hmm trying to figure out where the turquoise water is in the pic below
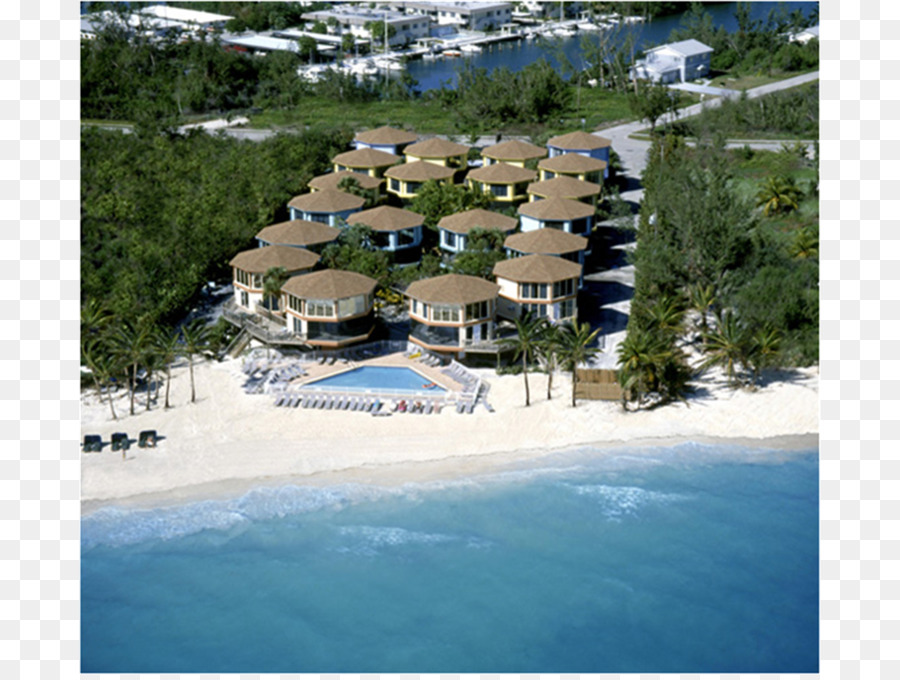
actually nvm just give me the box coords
[81,442,818,673]
[305,366,447,393]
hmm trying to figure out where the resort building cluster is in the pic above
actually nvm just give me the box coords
[228,125,612,359]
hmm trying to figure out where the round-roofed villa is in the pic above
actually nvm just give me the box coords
[384,160,455,200]
[353,125,418,156]
[481,139,548,167]
[404,137,470,170]
[405,273,501,355]
[526,176,602,207]
[331,147,401,178]
[308,170,383,202]
[504,228,590,267]
[538,153,607,185]
[230,245,320,313]
[437,208,518,255]
[518,196,596,236]
[493,253,582,323]
[465,162,537,205]
[281,269,377,348]
[255,219,341,252]
[288,190,365,227]
[546,130,613,179]
[346,205,425,264]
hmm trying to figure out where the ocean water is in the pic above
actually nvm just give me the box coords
[81,442,819,674]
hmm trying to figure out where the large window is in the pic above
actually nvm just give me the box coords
[306,299,335,318]
[465,300,489,320]
[520,282,548,300]
[431,304,460,323]
[443,231,457,249]
[286,294,302,313]
[397,228,418,247]
[544,220,565,230]
[524,303,547,317]
[307,212,330,224]
[410,319,458,347]
[552,279,575,298]
[235,269,251,287]
[559,299,575,319]
[337,295,368,318]
[406,181,421,194]
[490,184,508,197]
[390,178,401,192]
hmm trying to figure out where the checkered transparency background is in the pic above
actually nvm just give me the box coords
[3,0,890,678]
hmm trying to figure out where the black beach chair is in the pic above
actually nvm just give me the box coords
[138,430,157,448]
[111,432,130,451]
[82,434,102,452]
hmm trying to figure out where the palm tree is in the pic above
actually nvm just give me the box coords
[789,224,818,260]
[154,327,182,410]
[82,339,119,421]
[756,175,801,216]
[747,326,782,385]
[499,311,546,407]
[535,322,563,401]
[643,294,686,338]
[262,266,289,312]
[701,311,750,388]
[111,321,150,416]
[616,328,667,408]
[81,298,113,341]
[559,321,601,408]
[181,319,210,404]
[688,283,716,334]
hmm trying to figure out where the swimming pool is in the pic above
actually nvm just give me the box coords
[305,366,447,395]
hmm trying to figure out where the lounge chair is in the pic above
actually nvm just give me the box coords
[82,434,102,452]
[274,394,286,407]
[465,401,475,414]
[366,399,376,413]
[138,430,157,448]
[371,399,382,413]
[111,432,130,451]
[304,396,315,408]
[456,401,465,414]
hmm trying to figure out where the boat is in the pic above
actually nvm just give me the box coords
[349,59,379,76]
[576,21,603,32]
[373,57,405,72]
[443,49,462,58]
[459,43,482,54]
[553,26,576,37]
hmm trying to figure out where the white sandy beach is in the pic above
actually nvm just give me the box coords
[80,352,818,512]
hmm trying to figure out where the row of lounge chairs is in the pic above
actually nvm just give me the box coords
[273,393,385,413]
[392,399,442,415]
[82,430,158,453]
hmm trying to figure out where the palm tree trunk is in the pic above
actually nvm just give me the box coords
[164,366,172,409]
[189,356,196,403]
[571,368,578,407]
[522,353,530,407]
[129,361,137,416]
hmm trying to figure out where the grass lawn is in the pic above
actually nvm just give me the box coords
[706,67,819,92]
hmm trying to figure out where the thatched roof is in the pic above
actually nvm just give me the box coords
[348,205,425,232]
[547,130,612,150]
[493,253,582,283]
[384,160,456,182]
[255,220,341,247]
[282,269,377,300]
[331,147,401,168]
[438,208,518,235]
[354,125,418,146]
[308,170,382,192]
[517,196,595,220]
[466,162,537,184]
[406,274,500,304]
[504,228,589,255]
[481,139,548,162]
[288,190,366,213]
[229,245,320,273]
[404,137,470,158]
[538,152,608,174]
[527,176,602,200]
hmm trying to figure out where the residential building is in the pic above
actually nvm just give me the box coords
[230,245,319,312]
[392,2,513,31]
[301,6,431,47]
[332,147,401,178]
[480,139,548,167]
[526,176,602,207]
[518,196,596,237]
[546,130,613,178]
[437,208,518,255]
[346,205,425,263]
[504,227,590,268]
[138,5,233,31]
[255,219,341,253]
[493,254,581,323]
[308,170,384,203]
[630,39,714,84]
[281,270,377,348]
[538,153,607,185]
[384,160,455,200]
[287,190,366,226]
[354,125,418,155]
[404,137,470,169]
[465,163,537,206]
[405,274,501,354]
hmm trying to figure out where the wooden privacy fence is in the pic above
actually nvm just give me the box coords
[575,368,624,401]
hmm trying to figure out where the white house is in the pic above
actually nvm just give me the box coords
[392,1,513,32]
[302,6,431,47]
[630,39,714,84]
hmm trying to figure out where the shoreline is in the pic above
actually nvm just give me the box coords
[80,354,818,516]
